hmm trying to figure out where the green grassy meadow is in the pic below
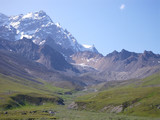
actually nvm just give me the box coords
[0,72,160,119]
[1,104,159,120]
[75,72,160,118]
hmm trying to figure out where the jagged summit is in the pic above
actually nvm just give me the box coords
[0,10,99,56]
[82,44,98,53]
[20,10,51,21]
[9,10,50,20]
[106,50,118,57]
[121,49,129,53]
[143,50,159,58]
[35,10,47,16]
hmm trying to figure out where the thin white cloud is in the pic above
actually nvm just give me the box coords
[120,4,125,10]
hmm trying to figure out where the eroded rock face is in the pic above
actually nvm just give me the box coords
[156,105,160,109]
[68,102,78,110]
[101,105,123,113]
[0,38,76,71]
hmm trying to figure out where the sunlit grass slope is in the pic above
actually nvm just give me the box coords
[75,72,160,117]
[0,73,69,110]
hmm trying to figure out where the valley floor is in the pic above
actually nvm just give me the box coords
[1,104,159,120]
[0,91,160,120]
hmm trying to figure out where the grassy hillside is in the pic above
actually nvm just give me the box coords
[1,104,159,120]
[0,73,69,111]
[74,72,160,117]
[0,50,86,91]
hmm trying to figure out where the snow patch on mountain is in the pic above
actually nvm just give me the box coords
[39,40,46,45]
[55,23,61,28]
[22,13,33,19]
[10,21,20,29]
[83,44,93,49]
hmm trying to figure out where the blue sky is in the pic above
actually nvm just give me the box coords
[0,0,159,55]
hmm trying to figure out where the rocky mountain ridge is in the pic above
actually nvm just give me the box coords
[0,11,160,83]
[0,37,77,71]
[72,49,160,81]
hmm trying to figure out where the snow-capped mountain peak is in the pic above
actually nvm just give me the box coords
[21,10,50,20]
[0,10,99,56]
[81,44,98,53]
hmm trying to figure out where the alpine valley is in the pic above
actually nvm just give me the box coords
[0,11,160,120]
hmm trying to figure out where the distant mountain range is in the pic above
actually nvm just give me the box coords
[0,10,160,86]
[72,50,160,82]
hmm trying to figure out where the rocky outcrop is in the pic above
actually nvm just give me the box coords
[0,38,77,71]
[101,105,123,113]
[68,102,78,109]
[72,49,160,81]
